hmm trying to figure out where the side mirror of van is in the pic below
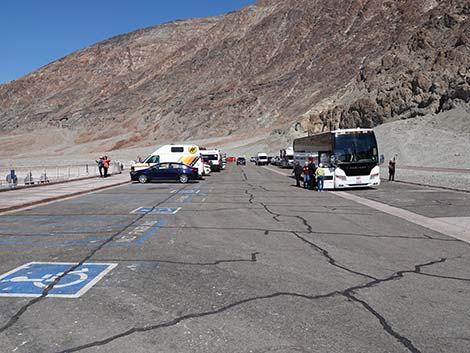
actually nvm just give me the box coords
[379,154,385,165]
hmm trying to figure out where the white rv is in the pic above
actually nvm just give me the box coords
[132,144,204,176]
[201,149,222,172]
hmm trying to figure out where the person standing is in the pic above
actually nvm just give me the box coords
[103,156,110,177]
[308,161,317,190]
[388,158,396,181]
[292,161,303,187]
[315,163,325,192]
[96,157,104,177]
[302,162,310,188]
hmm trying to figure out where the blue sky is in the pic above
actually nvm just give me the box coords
[1,0,255,83]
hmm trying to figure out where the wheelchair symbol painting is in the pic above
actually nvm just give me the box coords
[0,262,117,298]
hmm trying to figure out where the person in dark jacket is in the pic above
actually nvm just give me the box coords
[388,158,396,181]
[308,161,317,190]
[96,156,104,177]
[292,161,303,187]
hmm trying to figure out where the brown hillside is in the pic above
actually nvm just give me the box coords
[0,0,468,153]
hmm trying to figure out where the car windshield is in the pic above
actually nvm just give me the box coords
[334,133,378,163]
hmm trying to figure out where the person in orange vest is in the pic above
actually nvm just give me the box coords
[103,156,110,177]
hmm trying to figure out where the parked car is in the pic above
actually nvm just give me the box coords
[236,156,246,165]
[226,156,236,162]
[250,156,256,163]
[130,162,199,184]
[271,156,281,166]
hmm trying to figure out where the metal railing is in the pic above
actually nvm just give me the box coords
[0,161,124,190]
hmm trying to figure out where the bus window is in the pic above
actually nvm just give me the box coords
[334,133,378,163]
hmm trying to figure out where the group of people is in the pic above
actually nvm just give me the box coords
[292,161,326,192]
[96,156,111,177]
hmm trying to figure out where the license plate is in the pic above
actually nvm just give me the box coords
[356,176,361,183]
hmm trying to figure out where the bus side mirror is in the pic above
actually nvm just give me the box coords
[379,154,385,165]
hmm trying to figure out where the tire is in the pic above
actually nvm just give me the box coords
[179,174,189,184]
[138,174,148,184]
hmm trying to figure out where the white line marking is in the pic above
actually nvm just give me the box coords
[335,192,470,244]
[129,206,143,214]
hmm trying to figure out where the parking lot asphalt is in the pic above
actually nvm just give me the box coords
[0,164,469,353]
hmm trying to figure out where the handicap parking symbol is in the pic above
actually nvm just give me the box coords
[0,262,117,298]
[131,207,180,215]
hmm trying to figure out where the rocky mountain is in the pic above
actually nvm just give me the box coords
[0,0,468,154]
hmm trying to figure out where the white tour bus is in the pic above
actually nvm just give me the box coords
[201,149,222,172]
[132,144,204,177]
[293,128,384,189]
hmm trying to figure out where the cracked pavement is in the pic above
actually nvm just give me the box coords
[0,164,469,352]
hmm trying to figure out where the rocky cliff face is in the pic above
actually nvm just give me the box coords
[308,0,469,133]
[0,0,468,153]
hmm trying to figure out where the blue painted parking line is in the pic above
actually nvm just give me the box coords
[0,235,112,246]
[0,220,167,247]
[109,219,167,246]
[130,207,180,215]
[0,262,117,298]
[171,189,200,194]
[0,216,129,235]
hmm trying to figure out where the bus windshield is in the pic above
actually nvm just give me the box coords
[334,133,378,163]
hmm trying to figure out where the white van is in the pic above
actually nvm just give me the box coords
[256,153,268,166]
[201,149,222,172]
[132,144,204,177]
